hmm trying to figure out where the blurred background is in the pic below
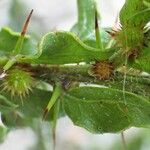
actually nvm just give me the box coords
[0,0,150,150]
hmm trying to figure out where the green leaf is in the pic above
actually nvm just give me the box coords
[0,124,7,143]
[33,32,115,64]
[116,0,150,51]
[132,46,150,73]
[71,0,96,46]
[0,94,17,113]
[1,89,51,119]
[120,0,150,27]
[71,0,110,48]
[63,87,150,133]
[1,88,64,128]
[127,34,150,73]
[144,0,150,7]
[0,27,36,56]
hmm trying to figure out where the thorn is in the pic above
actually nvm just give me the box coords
[94,9,103,49]
[95,10,99,30]
[42,108,49,121]
[106,30,116,38]
[21,9,34,36]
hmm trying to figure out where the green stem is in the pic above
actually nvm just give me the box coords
[13,36,24,55]
[29,64,149,98]
[51,99,60,150]
[95,10,103,49]
[2,10,33,71]
[31,64,150,84]
[13,9,33,55]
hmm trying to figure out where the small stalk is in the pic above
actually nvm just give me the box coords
[43,82,62,120]
[121,131,127,150]
[51,99,60,150]
[95,10,103,49]
[13,9,33,55]
[3,9,33,72]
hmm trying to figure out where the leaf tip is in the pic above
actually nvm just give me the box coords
[21,9,34,36]
[95,10,99,30]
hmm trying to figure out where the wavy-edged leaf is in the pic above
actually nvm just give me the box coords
[33,32,115,64]
[0,27,36,56]
[71,0,96,46]
[63,87,150,133]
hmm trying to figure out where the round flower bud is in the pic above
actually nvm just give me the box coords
[2,68,34,99]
